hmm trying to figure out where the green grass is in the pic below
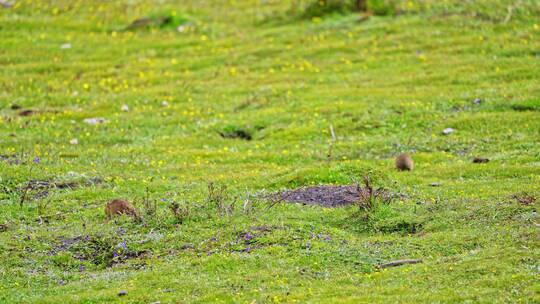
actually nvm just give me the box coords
[1,0,540,302]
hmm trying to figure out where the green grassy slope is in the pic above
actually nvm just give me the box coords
[1,0,539,302]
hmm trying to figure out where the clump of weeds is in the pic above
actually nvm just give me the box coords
[207,182,235,216]
[354,175,423,234]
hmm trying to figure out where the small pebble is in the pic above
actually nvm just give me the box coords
[161,100,169,107]
[69,138,78,145]
[121,104,129,112]
[1,0,13,8]
[442,128,454,135]
[83,117,107,125]
[118,290,128,297]
[60,43,72,49]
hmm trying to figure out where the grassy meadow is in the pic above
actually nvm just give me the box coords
[1,0,539,302]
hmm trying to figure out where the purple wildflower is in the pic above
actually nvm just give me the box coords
[79,264,85,272]
[244,233,253,241]
[33,156,40,164]
[117,241,127,251]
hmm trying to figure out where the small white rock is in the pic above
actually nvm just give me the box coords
[121,104,129,112]
[61,43,72,49]
[177,25,186,33]
[161,100,169,107]
[0,0,13,8]
[442,128,454,135]
[83,118,107,125]
[69,138,78,145]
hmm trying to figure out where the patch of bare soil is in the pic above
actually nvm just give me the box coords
[19,177,103,199]
[512,193,536,206]
[278,185,358,207]
[278,182,396,208]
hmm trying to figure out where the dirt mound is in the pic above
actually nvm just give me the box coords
[18,177,103,200]
[279,185,362,207]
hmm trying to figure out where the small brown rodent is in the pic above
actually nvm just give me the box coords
[105,199,140,220]
[395,153,414,171]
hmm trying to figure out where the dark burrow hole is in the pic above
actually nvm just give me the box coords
[219,128,253,140]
